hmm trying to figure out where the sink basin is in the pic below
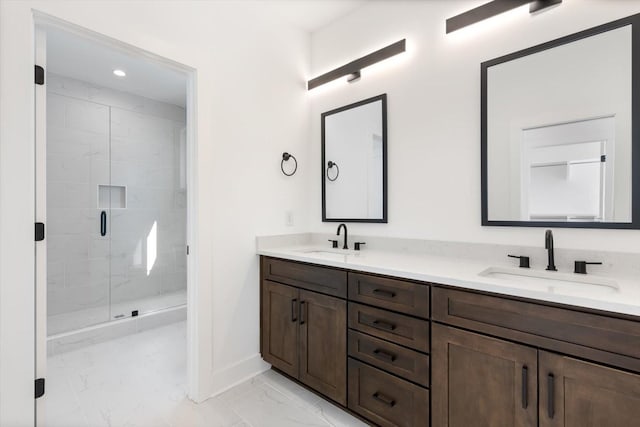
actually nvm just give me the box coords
[479,266,619,297]
[294,248,356,260]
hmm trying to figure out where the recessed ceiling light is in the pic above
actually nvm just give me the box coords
[113,69,126,77]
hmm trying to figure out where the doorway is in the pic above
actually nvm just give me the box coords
[34,16,197,426]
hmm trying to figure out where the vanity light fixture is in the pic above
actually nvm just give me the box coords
[347,71,361,83]
[113,69,126,77]
[446,0,562,34]
[307,39,406,90]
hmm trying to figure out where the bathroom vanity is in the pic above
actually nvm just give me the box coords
[259,15,640,425]
[258,247,640,427]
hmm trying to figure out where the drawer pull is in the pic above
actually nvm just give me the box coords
[290,299,297,322]
[521,366,528,409]
[373,349,396,362]
[373,392,396,407]
[372,288,396,298]
[547,373,555,419]
[372,319,396,331]
[299,301,306,325]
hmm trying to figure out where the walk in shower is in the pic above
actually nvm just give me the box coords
[46,72,187,338]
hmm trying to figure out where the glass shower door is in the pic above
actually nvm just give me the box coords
[46,86,187,332]
[46,93,112,334]
[108,106,187,319]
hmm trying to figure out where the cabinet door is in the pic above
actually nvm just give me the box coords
[261,280,299,378]
[540,351,640,427]
[432,324,538,427]
[299,289,347,405]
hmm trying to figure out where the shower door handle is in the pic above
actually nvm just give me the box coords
[100,211,107,236]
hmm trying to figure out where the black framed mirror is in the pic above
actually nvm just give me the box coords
[322,94,387,223]
[481,13,640,229]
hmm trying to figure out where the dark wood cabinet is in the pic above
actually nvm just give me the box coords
[346,275,431,425]
[348,302,430,352]
[260,260,347,405]
[263,257,347,297]
[432,323,538,427]
[348,272,430,318]
[261,256,640,427]
[299,289,347,405]
[261,280,299,378]
[433,287,640,372]
[433,323,640,427]
[348,358,429,427]
[348,330,430,387]
[539,351,640,427]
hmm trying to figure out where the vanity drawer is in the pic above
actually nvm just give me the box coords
[348,330,430,387]
[348,358,430,427]
[348,272,430,318]
[262,257,347,298]
[348,303,430,352]
[432,287,640,365]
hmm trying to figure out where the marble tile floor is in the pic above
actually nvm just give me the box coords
[46,320,368,427]
[48,290,187,335]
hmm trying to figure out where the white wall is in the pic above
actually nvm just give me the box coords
[309,0,640,252]
[0,1,310,424]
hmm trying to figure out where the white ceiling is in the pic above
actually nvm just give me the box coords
[249,0,367,32]
[44,1,367,108]
[46,26,188,107]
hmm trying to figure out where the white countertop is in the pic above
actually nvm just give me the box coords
[258,244,640,318]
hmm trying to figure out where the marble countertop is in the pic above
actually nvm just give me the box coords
[257,243,640,318]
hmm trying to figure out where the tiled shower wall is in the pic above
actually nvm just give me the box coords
[47,74,186,332]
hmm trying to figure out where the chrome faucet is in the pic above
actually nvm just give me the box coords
[336,223,348,250]
[545,229,557,271]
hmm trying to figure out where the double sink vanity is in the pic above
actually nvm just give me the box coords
[258,10,640,427]
[258,229,640,427]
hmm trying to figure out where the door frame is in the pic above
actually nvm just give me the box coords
[32,11,201,417]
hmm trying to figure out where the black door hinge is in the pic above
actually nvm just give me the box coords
[35,222,45,242]
[35,378,45,399]
[35,65,44,85]
[601,155,607,162]
[186,245,190,255]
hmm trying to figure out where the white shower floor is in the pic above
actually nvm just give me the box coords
[48,290,187,336]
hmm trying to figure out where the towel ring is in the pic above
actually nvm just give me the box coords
[327,161,339,182]
[281,152,297,176]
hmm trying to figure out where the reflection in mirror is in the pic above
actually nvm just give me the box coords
[482,15,639,228]
[322,94,387,222]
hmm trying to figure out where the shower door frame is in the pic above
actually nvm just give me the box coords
[33,13,202,424]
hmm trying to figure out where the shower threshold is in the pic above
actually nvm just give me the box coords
[47,290,186,356]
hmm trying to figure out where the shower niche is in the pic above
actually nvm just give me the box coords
[46,73,187,335]
[98,185,127,209]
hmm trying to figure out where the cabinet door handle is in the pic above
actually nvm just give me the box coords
[373,349,396,362]
[371,319,396,331]
[548,373,555,419]
[100,211,107,236]
[372,392,396,407]
[372,288,396,298]
[299,301,306,325]
[290,299,297,322]
[521,366,528,409]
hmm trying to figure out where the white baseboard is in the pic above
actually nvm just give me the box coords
[208,353,270,398]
